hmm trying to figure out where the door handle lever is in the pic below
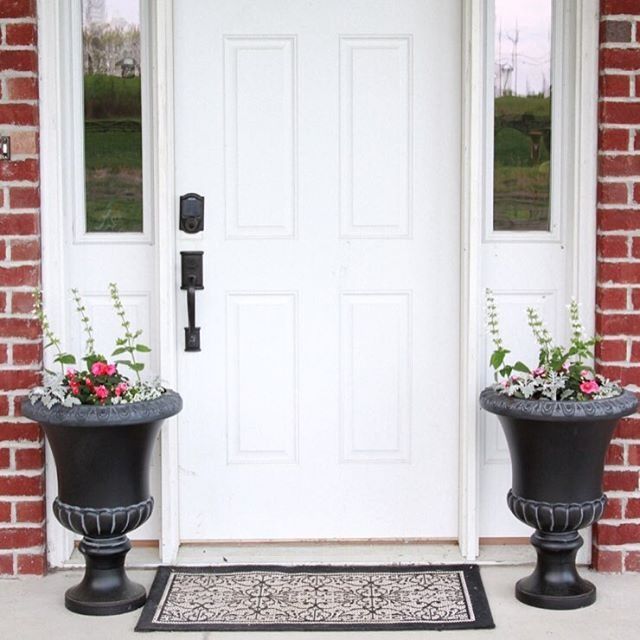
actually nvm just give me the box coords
[186,276,198,350]
[180,251,203,352]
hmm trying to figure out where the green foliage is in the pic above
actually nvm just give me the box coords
[33,289,77,375]
[71,288,96,357]
[84,121,141,170]
[493,95,551,231]
[84,120,142,233]
[494,128,532,166]
[493,165,550,230]
[83,74,143,233]
[84,75,141,120]
[109,282,149,383]
[494,95,551,119]
[30,286,162,407]
[485,290,618,401]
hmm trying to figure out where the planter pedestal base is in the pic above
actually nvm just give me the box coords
[515,530,595,610]
[65,535,146,616]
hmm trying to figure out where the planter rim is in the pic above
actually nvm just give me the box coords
[479,387,637,423]
[20,389,182,427]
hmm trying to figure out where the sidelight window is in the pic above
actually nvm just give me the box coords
[80,0,149,235]
[492,0,553,232]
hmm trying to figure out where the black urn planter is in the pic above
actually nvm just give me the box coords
[480,388,637,610]
[22,391,182,616]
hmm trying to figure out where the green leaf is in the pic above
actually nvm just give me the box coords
[111,347,129,356]
[135,344,151,352]
[129,362,145,372]
[500,365,513,378]
[490,349,509,370]
[115,359,133,367]
[54,353,76,365]
[512,361,531,374]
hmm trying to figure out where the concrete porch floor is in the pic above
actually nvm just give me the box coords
[1,565,639,639]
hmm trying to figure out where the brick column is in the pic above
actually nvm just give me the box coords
[594,0,640,573]
[0,0,45,576]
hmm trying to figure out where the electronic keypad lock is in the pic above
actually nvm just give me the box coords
[179,193,204,233]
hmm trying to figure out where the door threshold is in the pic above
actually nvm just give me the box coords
[175,541,539,567]
[62,540,586,569]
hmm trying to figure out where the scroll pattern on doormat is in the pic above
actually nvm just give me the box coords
[135,564,495,632]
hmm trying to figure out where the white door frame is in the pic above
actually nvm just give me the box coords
[38,0,599,566]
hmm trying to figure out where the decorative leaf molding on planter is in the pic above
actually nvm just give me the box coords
[53,497,154,537]
[507,490,606,533]
[479,388,637,422]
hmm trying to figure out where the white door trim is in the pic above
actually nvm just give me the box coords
[151,0,180,564]
[458,0,486,560]
[37,0,75,567]
[464,0,599,557]
[568,1,600,561]
[36,0,179,566]
[570,0,599,325]
[37,0,599,566]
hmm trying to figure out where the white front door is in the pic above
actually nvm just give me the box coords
[174,0,462,541]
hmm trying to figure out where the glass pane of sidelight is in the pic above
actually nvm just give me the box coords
[493,0,552,231]
[82,0,143,232]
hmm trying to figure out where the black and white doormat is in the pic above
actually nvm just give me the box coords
[135,564,494,632]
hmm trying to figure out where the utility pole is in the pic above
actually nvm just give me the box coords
[498,21,502,96]
[507,21,519,95]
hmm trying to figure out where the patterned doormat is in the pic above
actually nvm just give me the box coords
[135,564,494,632]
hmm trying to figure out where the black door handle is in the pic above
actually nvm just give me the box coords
[180,252,203,351]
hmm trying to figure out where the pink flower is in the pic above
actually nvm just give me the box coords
[532,367,545,377]
[114,382,128,397]
[562,362,570,372]
[90,361,117,376]
[91,362,106,376]
[580,369,593,380]
[65,368,77,379]
[580,380,600,395]
[94,385,109,400]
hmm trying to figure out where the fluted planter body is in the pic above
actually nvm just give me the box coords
[22,391,182,616]
[480,388,637,610]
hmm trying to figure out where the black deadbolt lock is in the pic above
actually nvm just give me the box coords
[179,193,204,234]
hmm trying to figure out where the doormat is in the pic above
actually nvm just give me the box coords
[135,564,494,632]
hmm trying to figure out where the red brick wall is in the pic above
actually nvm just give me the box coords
[0,0,45,576]
[594,0,640,573]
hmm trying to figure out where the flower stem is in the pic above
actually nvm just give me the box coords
[71,288,95,356]
[109,282,142,383]
[33,288,65,375]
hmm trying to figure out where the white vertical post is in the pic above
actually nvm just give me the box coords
[151,0,180,564]
[37,0,76,567]
[458,0,486,560]
[569,0,600,565]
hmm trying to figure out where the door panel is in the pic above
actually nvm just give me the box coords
[175,0,462,541]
